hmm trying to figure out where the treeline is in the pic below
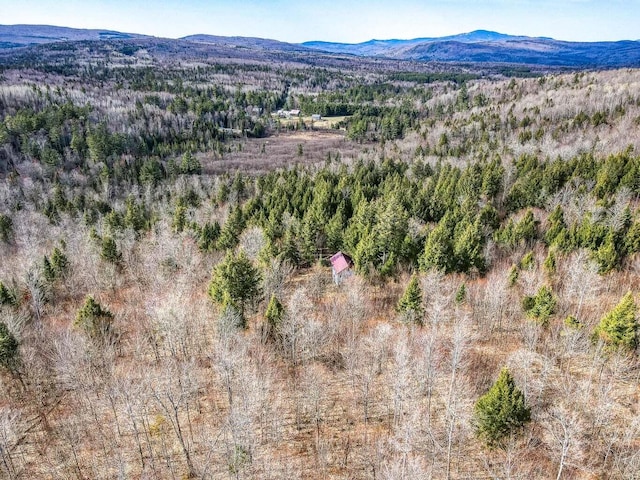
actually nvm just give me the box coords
[164,150,640,278]
[0,87,266,178]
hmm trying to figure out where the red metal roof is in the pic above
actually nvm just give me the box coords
[330,252,353,274]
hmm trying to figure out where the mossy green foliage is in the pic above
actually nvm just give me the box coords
[397,275,423,324]
[625,219,640,254]
[75,296,114,340]
[522,285,557,324]
[420,213,485,274]
[473,367,531,449]
[593,292,638,351]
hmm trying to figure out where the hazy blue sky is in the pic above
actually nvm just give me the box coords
[2,0,639,43]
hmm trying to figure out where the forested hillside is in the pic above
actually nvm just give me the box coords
[0,41,639,479]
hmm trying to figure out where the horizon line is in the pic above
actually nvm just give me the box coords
[2,23,639,45]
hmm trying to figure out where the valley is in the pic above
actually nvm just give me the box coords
[0,26,639,479]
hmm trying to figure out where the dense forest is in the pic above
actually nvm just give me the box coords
[0,40,639,479]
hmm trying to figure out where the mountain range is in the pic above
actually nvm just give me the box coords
[0,24,147,49]
[1,24,639,68]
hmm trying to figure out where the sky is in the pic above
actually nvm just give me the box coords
[1,0,639,43]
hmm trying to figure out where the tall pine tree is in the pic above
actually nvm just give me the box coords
[473,367,531,449]
[593,292,638,351]
[397,275,423,325]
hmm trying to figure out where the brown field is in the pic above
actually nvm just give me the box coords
[202,129,368,174]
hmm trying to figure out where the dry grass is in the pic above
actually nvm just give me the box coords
[202,130,368,174]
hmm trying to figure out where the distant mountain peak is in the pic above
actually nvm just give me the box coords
[1,25,639,68]
[0,24,149,48]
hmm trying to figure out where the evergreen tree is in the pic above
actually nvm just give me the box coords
[217,207,245,251]
[352,232,377,275]
[397,275,423,324]
[43,255,56,283]
[75,296,114,341]
[51,246,69,277]
[70,125,87,158]
[420,221,454,273]
[197,221,221,252]
[86,123,112,164]
[564,315,583,330]
[522,285,557,325]
[172,204,188,233]
[325,207,346,253]
[208,251,262,324]
[298,216,319,266]
[453,219,485,273]
[100,236,122,264]
[0,281,17,307]
[0,214,12,243]
[625,219,640,255]
[179,151,202,175]
[455,283,467,305]
[514,210,538,245]
[265,294,285,341]
[543,249,557,276]
[508,264,519,287]
[592,231,619,274]
[593,292,638,351]
[473,368,531,449]
[545,205,567,246]
[373,196,409,272]
[124,197,149,233]
[279,225,302,266]
[0,322,19,371]
[139,158,165,186]
[519,251,535,271]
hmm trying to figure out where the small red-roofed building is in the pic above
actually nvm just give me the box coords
[330,251,354,285]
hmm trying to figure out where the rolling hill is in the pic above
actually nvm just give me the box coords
[0,24,149,48]
[302,30,640,67]
[1,25,640,68]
